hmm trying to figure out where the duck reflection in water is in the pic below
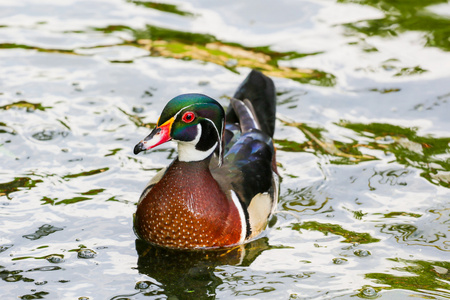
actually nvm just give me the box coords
[135,237,271,298]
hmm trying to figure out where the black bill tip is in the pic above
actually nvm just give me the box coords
[133,142,145,155]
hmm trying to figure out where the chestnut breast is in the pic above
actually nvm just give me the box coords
[134,159,243,249]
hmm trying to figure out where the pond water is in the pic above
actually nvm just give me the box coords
[1,0,449,299]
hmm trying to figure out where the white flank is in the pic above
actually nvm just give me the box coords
[230,190,247,243]
[247,192,272,239]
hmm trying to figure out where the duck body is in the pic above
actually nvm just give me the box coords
[134,70,278,249]
[135,159,244,248]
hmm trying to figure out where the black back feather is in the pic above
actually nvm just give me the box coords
[226,70,276,137]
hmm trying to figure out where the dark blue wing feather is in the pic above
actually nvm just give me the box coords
[213,129,275,208]
[212,70,277,208]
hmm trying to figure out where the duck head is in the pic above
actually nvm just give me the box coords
[134,93,225,164]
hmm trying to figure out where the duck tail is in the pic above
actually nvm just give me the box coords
[227,70,276,137]
[229,98,260,134]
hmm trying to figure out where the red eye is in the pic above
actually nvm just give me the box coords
[182,112,195,123]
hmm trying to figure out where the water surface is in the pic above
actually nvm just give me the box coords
[0,0,449,299]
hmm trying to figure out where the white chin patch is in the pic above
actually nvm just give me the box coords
[177,124,217,162]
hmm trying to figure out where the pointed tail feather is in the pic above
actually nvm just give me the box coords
[226,70,276,137]
[230,98,260,134]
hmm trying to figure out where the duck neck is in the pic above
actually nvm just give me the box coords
[177,141,217,163]
[173,153,212,173]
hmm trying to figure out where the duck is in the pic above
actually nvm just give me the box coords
[133,70,279,249]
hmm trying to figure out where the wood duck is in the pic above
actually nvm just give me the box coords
[133,70,279,249]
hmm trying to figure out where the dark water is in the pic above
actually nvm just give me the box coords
[1,0,449,299]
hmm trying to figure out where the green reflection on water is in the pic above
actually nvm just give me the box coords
[383,211,422,218]
[339,0,450,51]
[339,121,450,187]
[105,148,122,157]
[127,0,194,17]
[62,167,109,179]
[41,187,105,205]
[0,24,336,86]
[278,119,450,187]
[19,291,50,299]
[280,186,330,213]
[0,265,35,283]
[129,24,335,86]
[0,177,43,199]
[0,43,74,55]
[393,66,428,77]
[11,254,64,262]
[1,11,336,86]
[80,188,105,195]
[41,196,91,205]
[0,101,50,112]
[366,258,450,294]
[0,122,16,135]
[117,107,154,128]
[277,120,376,163]
[292,221,380,244]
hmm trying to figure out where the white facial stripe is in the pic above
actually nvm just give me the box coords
[203,117,223,161]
